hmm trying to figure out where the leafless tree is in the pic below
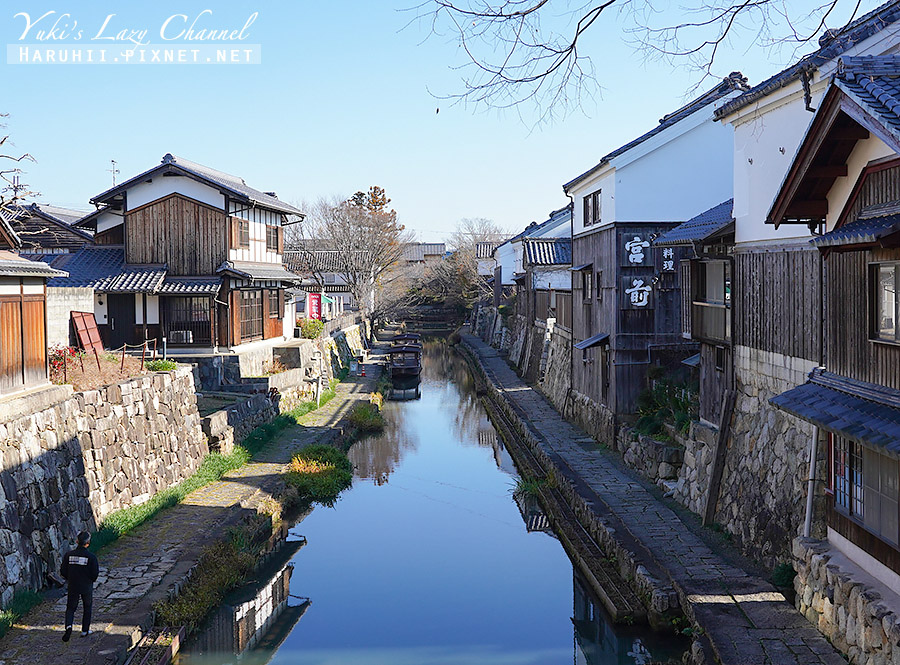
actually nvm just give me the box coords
[418,0,864,118]
[287,187,416,320]
[417,217,507,309]
[0,114,36,229]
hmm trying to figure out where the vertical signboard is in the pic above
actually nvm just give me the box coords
[309,293,322,320]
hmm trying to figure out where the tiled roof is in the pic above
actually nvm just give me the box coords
[27,204,91,227]
[655,200,734,246]
[0,254,67,278]
[47,246,124,288]
[156,277,221,295]
[217,260,302,283]
[91,154,305,217]
[403,243,446,262]
[475,242,500,259]
[106,265,167,293]
[715,1,900,120]
[523,238,572,266]
[770,368,900,450]
[835,55,900,145]
[565,74,749,191]
[812,201,900,247]
[283,250,369,274]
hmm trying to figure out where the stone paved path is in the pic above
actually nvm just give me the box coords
[0,362,379,665]
[462,333,844,665]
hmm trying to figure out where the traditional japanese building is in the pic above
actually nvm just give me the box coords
[562,73,747,443]
[60,154,303,351]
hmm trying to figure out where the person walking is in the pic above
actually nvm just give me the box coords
[60,531,99,642]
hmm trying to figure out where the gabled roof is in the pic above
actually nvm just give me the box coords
[495,205,573,256]
[283,250,370,274]
[10,203,95,250]
[564,73,749,192]
[91,154,305,217]
[25,203,91,227]
[715,0,900,120]
[523,237,572,266]
[655,200,734,246]
[766,54,900,228]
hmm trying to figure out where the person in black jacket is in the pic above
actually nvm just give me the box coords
[60,531,99,642]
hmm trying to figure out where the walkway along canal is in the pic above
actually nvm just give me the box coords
[176,340,687,665]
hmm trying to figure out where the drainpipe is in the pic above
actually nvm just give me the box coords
[803,220,826,538]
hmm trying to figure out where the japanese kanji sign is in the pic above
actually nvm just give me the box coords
[661,247,676,272]
[621,276,654,309]
[309,293,322,320]
[621,233,652,267]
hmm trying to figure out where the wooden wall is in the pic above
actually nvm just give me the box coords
[0,289,46,394]
[126,193,228,275]
[839,161,900,227]
[827,248,900,389]
[699,342,731,424]
[734,247,822,362]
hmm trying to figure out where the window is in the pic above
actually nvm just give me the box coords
[163,297,211,346]
[833,436,899,545]
[583,190,601,227]
[268,290,280,318]
[240,290,263,342]
[873,263,899,342]
[691,259,731,343]
[239,220,250,248]
[715,346,726,372]
[266,225,279,252]
[596,271,603,301]
[581,270,593,301]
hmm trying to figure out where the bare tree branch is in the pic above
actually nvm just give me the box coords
[417,0,865,118]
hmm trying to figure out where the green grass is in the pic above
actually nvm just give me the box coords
[347,402,385,432]
[154,520,266,632]
[285,444,353,508]
[91,373,350,552]
[512,476,551,499]
[146,359,178,372]
[0,591,42,638]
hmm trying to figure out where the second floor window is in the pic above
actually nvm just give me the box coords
[583,189,601,227]
[874,263,899,343]
[691,259,731,343]
[239,219,250,248]
[266,225,278,252]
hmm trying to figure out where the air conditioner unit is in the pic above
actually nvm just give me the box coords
[169,330,193,344]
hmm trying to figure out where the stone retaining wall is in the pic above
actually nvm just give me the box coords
[538,324,571,413]
[617,428,685,487]
[715,346,823,567]
[459,340,680,621]
[0,367,207,605]
[794,537,899,665]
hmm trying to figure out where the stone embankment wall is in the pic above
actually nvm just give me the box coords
[474,307,572,414]
[794,537,899,665]
[713,347,823,566]
[0,367,207,605]
[324,321,369,376]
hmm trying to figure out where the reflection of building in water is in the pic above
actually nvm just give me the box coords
[348,424,417,486]
[573,573,655,665]
[513,491,552,533]
[478,425,518,476]
[188,537,308,657]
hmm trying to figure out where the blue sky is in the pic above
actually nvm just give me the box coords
[0,1,880,241]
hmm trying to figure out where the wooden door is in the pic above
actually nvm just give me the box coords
[0,297,23,392]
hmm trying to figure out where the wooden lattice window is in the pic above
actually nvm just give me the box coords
[268,290,280,318]
[239,220,250,249]
[266,225,278,252]
[240,290,263,342]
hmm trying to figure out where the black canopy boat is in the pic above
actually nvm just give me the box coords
[387,344,422,378]
[391,332,421,345]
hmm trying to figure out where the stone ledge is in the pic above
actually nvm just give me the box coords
[0,384,73,425]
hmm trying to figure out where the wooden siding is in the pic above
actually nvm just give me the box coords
[264,289,284,340]
[837,160,900,229]
[0,298,23,393]
[0,289,47,393]
[126,193,228,275]
[734,248,822,362]
[94,225,124,245]
[827,248,900,389]
[699,342,731,424]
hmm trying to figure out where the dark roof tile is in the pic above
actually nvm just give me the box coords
[655,200,734,246]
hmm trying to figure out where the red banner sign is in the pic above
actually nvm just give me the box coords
[308,293,322,320]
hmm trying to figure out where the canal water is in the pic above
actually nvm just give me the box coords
[177,342,686,665]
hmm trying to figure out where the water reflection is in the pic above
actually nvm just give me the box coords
[176,339,685,665]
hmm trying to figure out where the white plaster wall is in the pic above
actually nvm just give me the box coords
[826,136,896,231]
[126,175,225,211]
[532,268,570,291]
[495,242,517,286]
[227,218,281,264]
[571,169,615,237]
[96,210,124,233]
[94,293,108,325]
[614,117,733,222]
[134,294,160,325]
